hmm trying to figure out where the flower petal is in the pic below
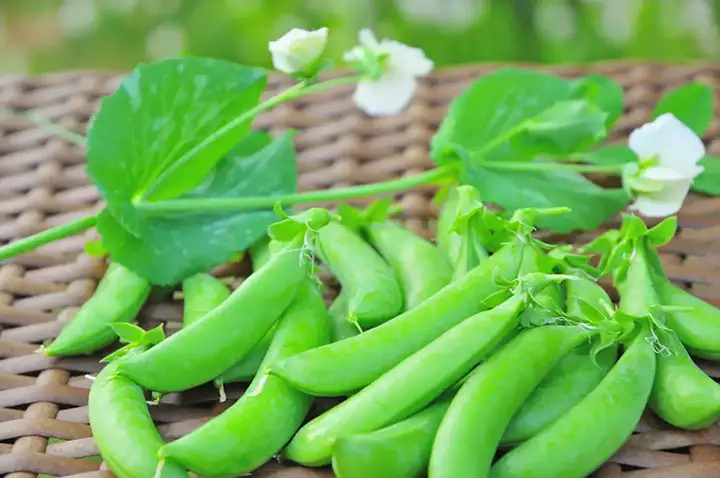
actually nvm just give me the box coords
[358,28,380,49]
[269,27,328,74]
[382,40,434,76]
[629,177,693,218]
[628,113,705,174]
[353,73,417,116]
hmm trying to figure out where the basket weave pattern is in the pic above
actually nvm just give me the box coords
[0,64,720,477]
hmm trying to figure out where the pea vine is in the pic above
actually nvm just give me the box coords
[0,30,718,285]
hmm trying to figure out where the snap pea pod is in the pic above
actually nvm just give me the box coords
[214,327,274,385]
[45,262,151,357]
[213,238,275,386]
[491,330,656,478]
[502,344,618,445]
[118,247,309,392]
[332,397,452,478]
[271,239,532,396]
[89,351,188,478]
[284,292,528,466]
[329,292,360,342]
[649,332,720,429]
[436,185,488,280]
[159,280,330,477]
[318,221,402,329]
[430,325,591,478]
[656,280,720,359]
[181,273,230,327]
[366,221,453,309]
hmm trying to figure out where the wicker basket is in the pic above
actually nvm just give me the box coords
[1,63,720,478]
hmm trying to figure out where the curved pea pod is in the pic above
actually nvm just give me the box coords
[436,185,488,279]
[332,397,452,478]
[366,221,453,309]
[45,262,151,357]
[117,248,309,392]
[89,353,188,478]
[283,293,527,466]
[649,332,720,429]
[214,326,274,385]
[329,292,360,342]
[181,273,230,327]
[491,329,656,478]
[270,240,530,396]
[656,280,720,359]
[317,221,402,329]
[429,325,591,478]
[501,344,618,445]
[159,281,330,477]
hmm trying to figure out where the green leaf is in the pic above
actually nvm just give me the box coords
[461,165,629,233]
[570,74,624,129]
[653,83,714,136]
[432,68,575,164]
[524,100,608,155]
[647,216,677,247]
[87,57,267,235]
[574,145,638,166]
[97,131,297,285]
[692,156,720,195]
[109,323,145,344]
[142,324,166,346]
[84,240,108,258]
[268,207,331,244]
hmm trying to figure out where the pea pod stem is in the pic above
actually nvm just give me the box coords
[135,166,456,216]
[0,214,97,262]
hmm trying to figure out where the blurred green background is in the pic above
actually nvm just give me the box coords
[2,0,719,73]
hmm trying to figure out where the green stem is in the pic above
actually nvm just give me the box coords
[136,165,455,216]
[475,159,626,174]
[137,75,362,203]
[9,111,87,148]
[0,215,97,261]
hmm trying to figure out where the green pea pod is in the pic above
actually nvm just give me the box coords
[332,397,452,478]
[649,332,720,429]
[45,262,151,357]
[565,275,613,317]
[118,248,309,392]
[366,221,453,309]
[501,344,618,445]
[491,329,656,478]
[329,292,360,342]
[181,273,231,327]
[430,325,591,478]
[213,239,276,385]
[284,292,528,466]
[214,326,274,384]
[159,280,330,476]
[655,280,720,359]
[271,239,533,396]
[318,221,403,329]
[89,352,188,478]
[436,185,488,280]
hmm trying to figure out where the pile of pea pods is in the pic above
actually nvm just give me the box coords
[43,185,720,478]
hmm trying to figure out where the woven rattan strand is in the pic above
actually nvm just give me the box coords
[0,63,719,477]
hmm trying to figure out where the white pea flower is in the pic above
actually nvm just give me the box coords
[269,27,328,75]
[344,28,433,116]
[624,113,705,217]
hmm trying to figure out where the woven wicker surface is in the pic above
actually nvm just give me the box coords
[0,63,719,477]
